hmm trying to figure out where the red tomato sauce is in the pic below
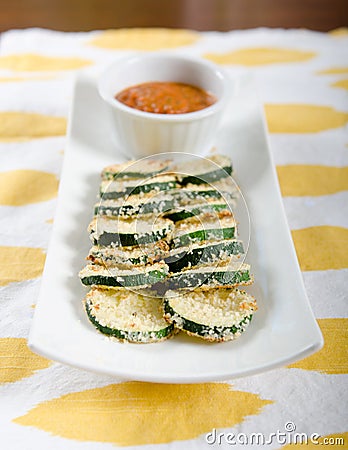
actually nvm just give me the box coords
[115,81,216,114]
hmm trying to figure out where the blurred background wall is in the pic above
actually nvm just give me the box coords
[1,0,347,32]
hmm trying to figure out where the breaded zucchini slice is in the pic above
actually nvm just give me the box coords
[94,193,174,218]
[173,183,233,205]
[85,287,174,343]
[165,239,244,272]
[171,215,237,249]
[164,200,232,223]
[163,287,257,342]
[87,243,169,268]
[88,216,174,247]
[101,159,171,180]
[175,154,233,185]
[166,263,252,289]
[100,174,178,200]
[79,261,168,288]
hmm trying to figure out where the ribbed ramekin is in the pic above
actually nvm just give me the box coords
[98,54,229,158]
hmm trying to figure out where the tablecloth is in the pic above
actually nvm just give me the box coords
[0,27,347,450]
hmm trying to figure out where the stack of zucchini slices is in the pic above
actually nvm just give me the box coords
[80,154,257,344]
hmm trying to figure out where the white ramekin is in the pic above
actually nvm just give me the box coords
[98,54,230,158]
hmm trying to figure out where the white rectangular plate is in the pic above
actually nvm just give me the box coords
[29,73,323,383]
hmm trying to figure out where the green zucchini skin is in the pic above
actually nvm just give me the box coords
[101,181,177,200]
[88,254,149,267]
[87,244,168,268]
[95,230,170,247]
[164,203,229,223]
[89,216,173,248]
[180,166,232,186]
[95,198,174,218]
[103,171,159,180]
[167,267,251,289]
[166,240,244,272]
[102,168,168,181]
[87,249,150,267]
[173,189,224,203]
[172,227,236,249]
[85,299,174,342]
[101,160,170,180]
[163,298,252,340]
[80,269,167,288]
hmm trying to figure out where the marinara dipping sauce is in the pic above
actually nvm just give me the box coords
[115,81,216,114]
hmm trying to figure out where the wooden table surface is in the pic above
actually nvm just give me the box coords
[1,0,347,32]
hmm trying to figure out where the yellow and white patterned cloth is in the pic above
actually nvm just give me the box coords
[0,27,347,449]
